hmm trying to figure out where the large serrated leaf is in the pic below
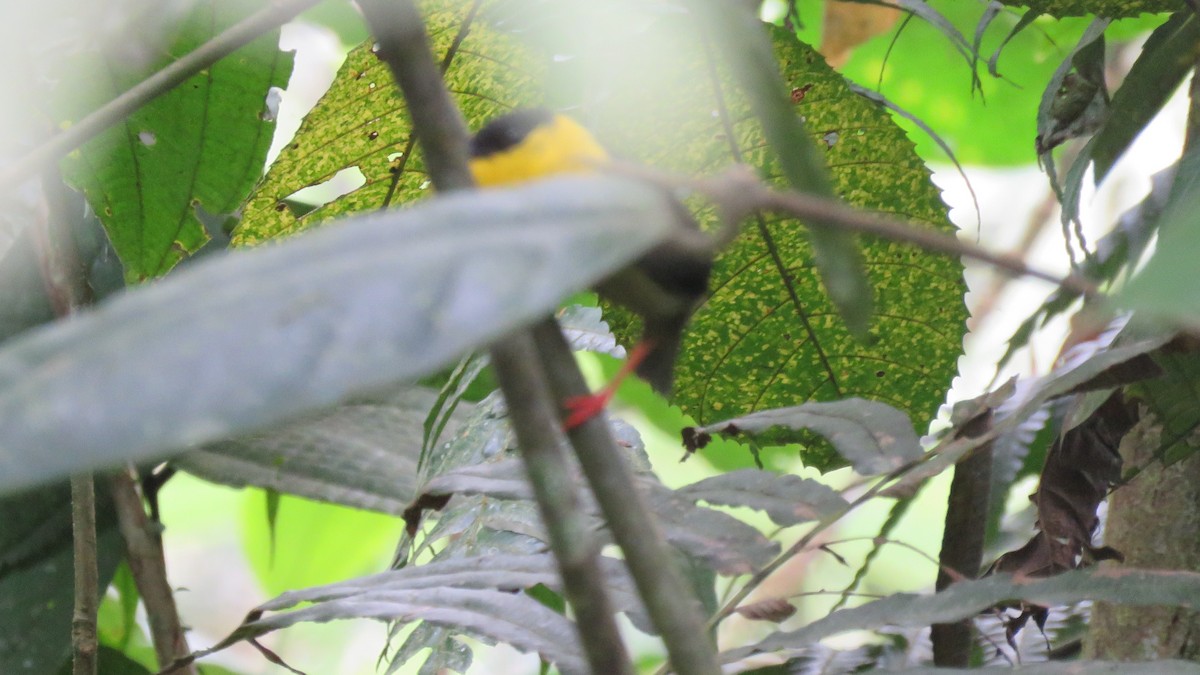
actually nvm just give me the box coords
[60,0,292,280]
[0,176,674,494]
[586,25,965,471]
[235,0,543,244]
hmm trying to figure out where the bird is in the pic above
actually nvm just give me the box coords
[467,108,713,427]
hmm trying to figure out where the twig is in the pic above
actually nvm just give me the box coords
[0,0,322,190]
[489,333,635,675]
[932,410,994,667]
[357,2,633,673]
[70,475,99,675]
[37,165,101,675]
[605,160,1099,297]
[533,319,723,675]
[110,468,196,673]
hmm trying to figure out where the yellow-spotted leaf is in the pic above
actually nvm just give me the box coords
[234,0,543,245]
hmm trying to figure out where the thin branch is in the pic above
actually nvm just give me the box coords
[533,319,723,675]
[932,410,994,667]
[0,0,322,190]
[489,333,635,675]
[70,475,99,675]
[605,161,1099,297]
[37,166,101,675]
[357,3,633,673]
[110,468,196,673]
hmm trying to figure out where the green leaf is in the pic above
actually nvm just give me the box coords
[585,24,965,469]
[55,646,155,675]
[0,176,676,494]
[1118,145,1200,322]
[698,2,872,335]
[1126,347,1200,467]
[60,0,292,281]
[0,483,124,673]
[235,0,543,244]
[688,398,923,475]
[997,0,1184,18]
[1093,12,1199,183]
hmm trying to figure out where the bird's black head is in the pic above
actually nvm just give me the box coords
[469,108,555,158]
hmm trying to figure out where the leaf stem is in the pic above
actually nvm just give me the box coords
[605,160,1099,297]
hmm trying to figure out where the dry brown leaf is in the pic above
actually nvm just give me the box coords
[820,0,901,68]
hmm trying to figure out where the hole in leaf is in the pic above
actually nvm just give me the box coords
[261,86,283,122]
[284,167,366,211]
[138,130,156,146]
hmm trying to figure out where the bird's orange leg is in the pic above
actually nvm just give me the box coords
[562,340,656,430]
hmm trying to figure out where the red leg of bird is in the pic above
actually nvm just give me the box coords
[563,340,656,430]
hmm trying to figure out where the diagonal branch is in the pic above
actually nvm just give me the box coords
[605,160,1099,297]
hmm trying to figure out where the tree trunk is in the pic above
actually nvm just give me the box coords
[1085,414,1200,661]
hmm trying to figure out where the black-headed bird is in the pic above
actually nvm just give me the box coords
[468,108,712,426]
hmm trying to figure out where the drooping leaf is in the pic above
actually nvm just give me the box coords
[1092,12,1199,183]
[177,387,469,514]
[0,176,677,494]
[729,567,1200,662]
[235,0,543,244]
[418,448,780,577]
[200,555,594,675]
[686,398,922,475]
[676,468,849,527]
[60,0,292,280]
[1119,145,1200,323]
[894,662,1200,674]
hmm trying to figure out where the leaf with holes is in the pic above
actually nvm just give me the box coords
[60,0,291,280]
[235,0,543,244]
[556,21,964,471]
